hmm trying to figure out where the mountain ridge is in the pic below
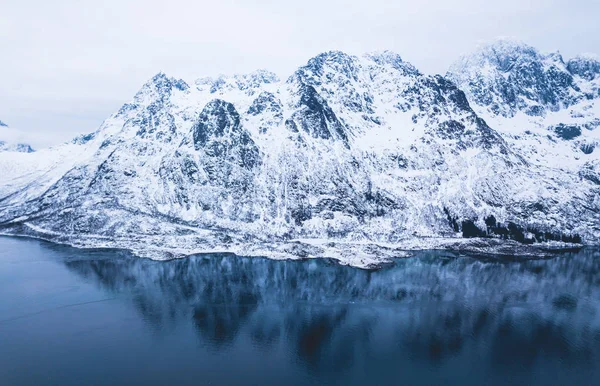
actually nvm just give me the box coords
[0,41,598,268]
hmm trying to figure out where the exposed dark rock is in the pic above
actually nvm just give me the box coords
[247,92,282,117]
[580,143,595,154]
[455,213,583,245]
[191,99,260,169]
[287,83,348,143]
[551,124,581,140]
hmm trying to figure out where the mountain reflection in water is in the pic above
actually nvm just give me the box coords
[1,237,599,385]
[65,249,600,364]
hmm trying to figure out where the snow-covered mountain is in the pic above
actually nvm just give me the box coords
[447,38,600,171]
[0,45,598,267]
[0,121,35,153]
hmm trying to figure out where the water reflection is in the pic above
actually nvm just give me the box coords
[62,249,600,373]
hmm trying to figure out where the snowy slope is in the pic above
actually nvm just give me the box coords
[0,47,598,267]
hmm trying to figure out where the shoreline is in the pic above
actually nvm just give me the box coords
[0,229,586,270]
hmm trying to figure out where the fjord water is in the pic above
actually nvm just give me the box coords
[0,237,599,385]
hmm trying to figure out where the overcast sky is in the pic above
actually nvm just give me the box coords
[1,0,599,148]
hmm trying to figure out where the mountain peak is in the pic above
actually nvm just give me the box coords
[364,50,420,75]
[133,72,190,105]
[483,37,537,53]
[302,51,358,75]
[447,39,583,117]
[148,72,190,91]
[364,50,403,63]
[309,50,353,62]
[450,38,543,76]
[286,50,361,87]
[246,69,280,83]
[195,69,280,93]
[567,54,600,80]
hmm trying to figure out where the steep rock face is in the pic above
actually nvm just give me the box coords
[246,91,283,134]
[247,91,282,117]
[0,46,598,266]
[159,99,262,222]
[285,82,349,143]
[191,99,260,169]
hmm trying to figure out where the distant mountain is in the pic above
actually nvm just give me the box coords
[0,141,35,153]
[0,44,598,267]
[0,121,35,153]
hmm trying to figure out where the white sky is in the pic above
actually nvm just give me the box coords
[1,0,599,148]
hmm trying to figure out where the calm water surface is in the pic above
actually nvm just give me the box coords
[1,236,599,385]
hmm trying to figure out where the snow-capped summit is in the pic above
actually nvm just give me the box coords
[133,72,190,106]
[364,51,420,75]
[0,45,598,267]
[447,39,600,173]
[447,38,580,118]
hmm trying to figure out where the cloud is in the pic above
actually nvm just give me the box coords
[1,0,599,148]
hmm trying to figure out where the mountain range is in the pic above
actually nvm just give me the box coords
[0,38,598,267]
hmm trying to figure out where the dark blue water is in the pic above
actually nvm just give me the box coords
[1,236,599,385]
